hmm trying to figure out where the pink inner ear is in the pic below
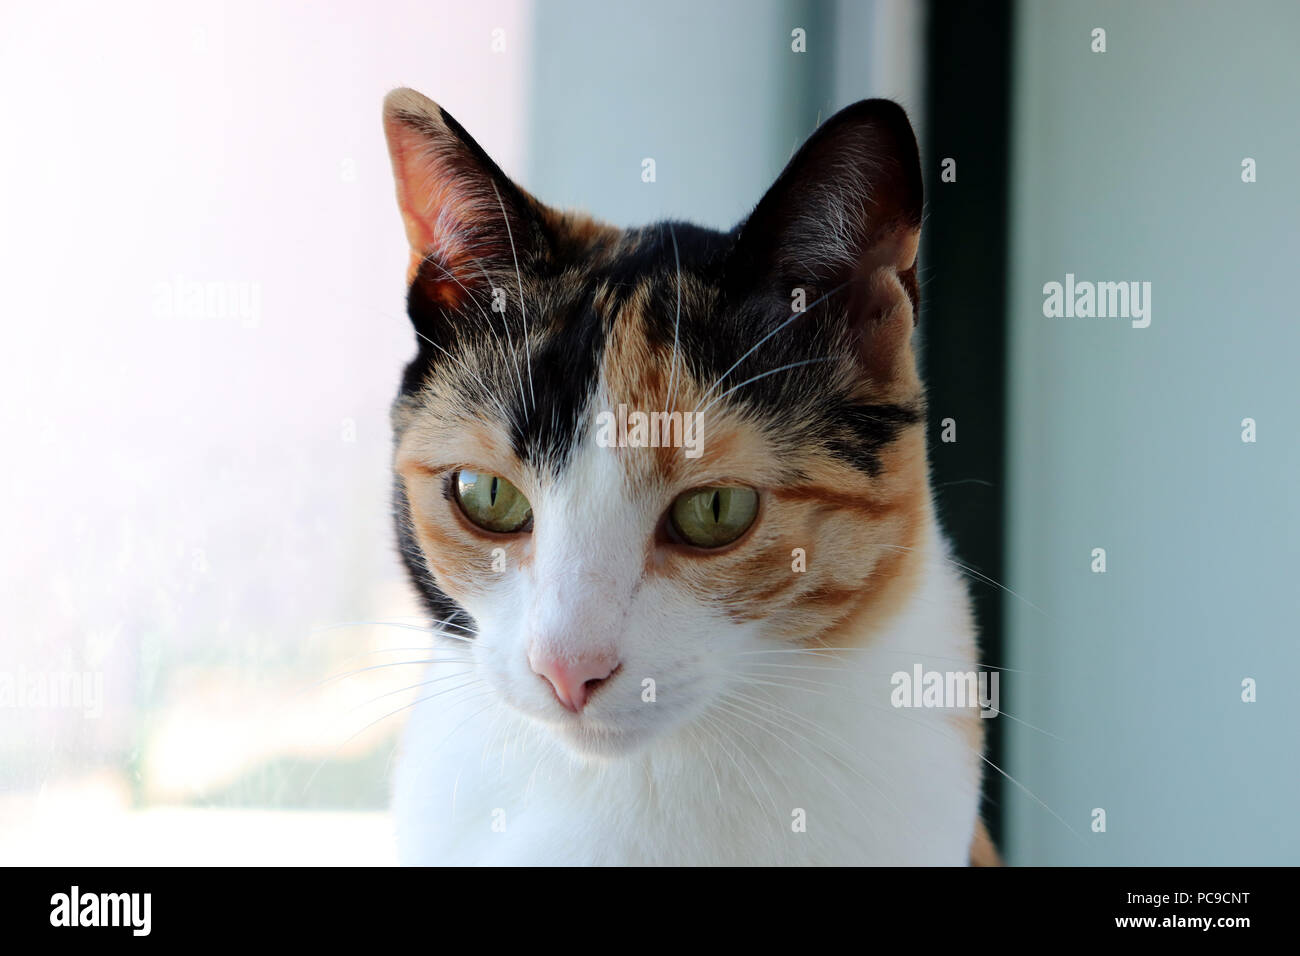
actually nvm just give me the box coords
[385,117,502,299]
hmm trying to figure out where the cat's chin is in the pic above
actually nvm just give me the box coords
[534,715,657,761]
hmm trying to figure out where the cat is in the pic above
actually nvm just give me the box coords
[382,87,998,865]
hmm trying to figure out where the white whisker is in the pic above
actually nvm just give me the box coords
[693,278,853,413]
[491,180,536,409]
[665,222,683,417]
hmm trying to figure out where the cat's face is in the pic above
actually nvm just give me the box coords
[384,88,931,759]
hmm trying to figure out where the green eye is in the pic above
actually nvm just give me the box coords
[669,486,759,548]
[454,470,533,533]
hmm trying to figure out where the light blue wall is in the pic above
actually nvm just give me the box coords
[1005,0,1300,863]
[525,0,831,230]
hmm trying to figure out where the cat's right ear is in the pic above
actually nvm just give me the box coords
[382,88,544,303]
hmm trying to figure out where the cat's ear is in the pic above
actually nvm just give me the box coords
[382,88,544,302]
[730,99,923,388]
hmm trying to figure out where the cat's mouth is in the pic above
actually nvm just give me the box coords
[557,722,649,759]
[508,700,657,759]
[490,659,708,760]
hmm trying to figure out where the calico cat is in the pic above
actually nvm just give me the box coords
[382,87,997,865]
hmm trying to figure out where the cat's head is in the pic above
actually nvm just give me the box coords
[384,88,930,758]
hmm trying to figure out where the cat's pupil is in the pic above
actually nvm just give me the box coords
[710,491,720,522]
[490,476,499,506]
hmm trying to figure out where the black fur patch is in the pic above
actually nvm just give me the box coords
[510,284,607,471]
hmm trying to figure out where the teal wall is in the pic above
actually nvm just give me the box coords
[1005,0,1300,863]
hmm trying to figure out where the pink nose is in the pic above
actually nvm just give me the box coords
[528,650,619,712]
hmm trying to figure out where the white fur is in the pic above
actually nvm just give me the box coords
[392,432,982,865]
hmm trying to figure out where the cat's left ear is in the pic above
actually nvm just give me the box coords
[382,88,545,299]
[730,99,923,387]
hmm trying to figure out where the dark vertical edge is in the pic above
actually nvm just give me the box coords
[920,0,1014,848]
